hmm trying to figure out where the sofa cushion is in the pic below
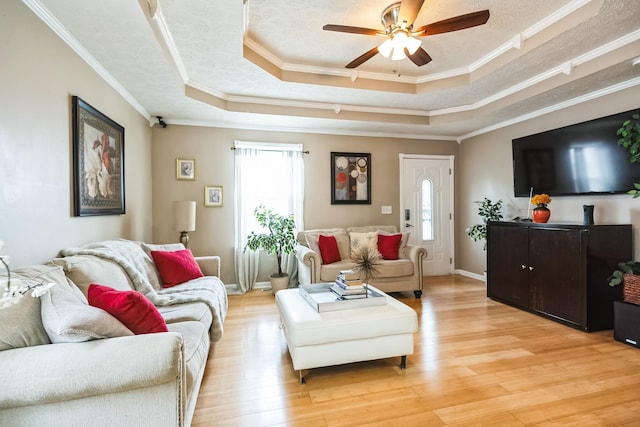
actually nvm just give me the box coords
[151,249,204,288]
[141,242,185,257]
[41,280,133,343]
[349,231,379,258]
[88,284,168,334]
[167,320,209,401]
[318,235,341,264]
[302,229,351,260]
[49,255,134,296]
[376,259,415,278]
[159,301,212,326]
[320,259,414,282]
[379,231,410,259]
[346,225,397,234]
[0,265,63,350]
[378,233,402,260]
[319,260,358,282]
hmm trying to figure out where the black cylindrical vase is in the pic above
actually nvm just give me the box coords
[583,205,595,225]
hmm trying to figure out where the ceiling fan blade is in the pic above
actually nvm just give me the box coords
[405,46,432,66]
[398,0,425,27]
[346,46,379,68]
[413,10,490,37]
[323,24,381,36]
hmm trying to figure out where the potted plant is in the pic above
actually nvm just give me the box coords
[466,197,504,250]
[245,205,297,294]
[609,260,640,305]
[616,111,640,198]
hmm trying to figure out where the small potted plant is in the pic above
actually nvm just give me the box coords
[609,260,640,305]
[245,205,297,294]
[466,197,503,250]
[616,111,640,198]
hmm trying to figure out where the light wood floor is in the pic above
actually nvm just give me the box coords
[192,275,640,426]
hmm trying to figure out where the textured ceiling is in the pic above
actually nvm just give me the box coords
[28,0,640,139]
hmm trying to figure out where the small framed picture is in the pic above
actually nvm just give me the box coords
[204,185,223,207]
[176,158,195,180]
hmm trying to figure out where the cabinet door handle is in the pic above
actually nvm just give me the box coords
[521,264,527,270]
[529,266,534,271]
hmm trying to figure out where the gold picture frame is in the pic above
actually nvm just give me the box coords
[204,185,223,207]
[176,158,195,180]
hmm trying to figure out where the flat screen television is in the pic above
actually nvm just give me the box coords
[512,108,640,197]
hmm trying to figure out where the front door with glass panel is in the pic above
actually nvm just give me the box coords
[400,154,454,276]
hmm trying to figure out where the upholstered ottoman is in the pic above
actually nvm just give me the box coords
[275,286,418,383]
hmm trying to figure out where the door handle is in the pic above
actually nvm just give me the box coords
[405,223,414,228]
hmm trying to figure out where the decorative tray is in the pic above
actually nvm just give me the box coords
[299,283,387,313]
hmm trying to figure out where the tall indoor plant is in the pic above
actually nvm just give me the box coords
[245,205,297,294]
[617,111,640,198]
[466,197,503,250]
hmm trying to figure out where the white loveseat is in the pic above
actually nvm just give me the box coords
[0,239,227,427]
[295,225,427,297]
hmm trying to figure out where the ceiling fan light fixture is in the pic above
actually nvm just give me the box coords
[405,36,421,55]
[391,44,407,61]
[378,39,394,58]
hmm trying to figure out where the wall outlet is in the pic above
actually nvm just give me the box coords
[381,205,392,214]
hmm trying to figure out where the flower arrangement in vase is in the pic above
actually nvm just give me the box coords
[530,193,551,223]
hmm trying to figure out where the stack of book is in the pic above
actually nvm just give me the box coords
[331,270,368,299]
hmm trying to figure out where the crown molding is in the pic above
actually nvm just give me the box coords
[23,0,150,120]
[459,76,640,141]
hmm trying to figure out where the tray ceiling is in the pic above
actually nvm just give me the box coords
[27,0,640,140]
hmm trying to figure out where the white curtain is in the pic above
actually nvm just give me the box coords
[233,141,304,293]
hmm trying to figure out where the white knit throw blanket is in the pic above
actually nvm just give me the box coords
[58,239,226,342]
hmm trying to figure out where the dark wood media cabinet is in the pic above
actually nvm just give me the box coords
[486,221,632,331]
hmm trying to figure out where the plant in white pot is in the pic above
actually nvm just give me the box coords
[244,205,297,294]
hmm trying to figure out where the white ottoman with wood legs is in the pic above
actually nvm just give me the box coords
[275,286,418,383]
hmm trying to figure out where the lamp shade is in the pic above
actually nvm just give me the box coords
[173,201,196,232]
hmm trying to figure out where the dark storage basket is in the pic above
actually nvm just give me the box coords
[623,274,640,305]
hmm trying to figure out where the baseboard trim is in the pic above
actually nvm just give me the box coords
[454,269,485,282]
[225,281,271,295]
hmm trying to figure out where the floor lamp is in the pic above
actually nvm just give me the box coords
[174,201,196,248]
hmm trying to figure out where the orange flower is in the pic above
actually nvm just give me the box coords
[531,193,551,206]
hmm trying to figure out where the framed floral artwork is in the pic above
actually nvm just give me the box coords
[331,152,371,204]
[72,96,125,216]
[176,158,195,180]
[204,185,223,207]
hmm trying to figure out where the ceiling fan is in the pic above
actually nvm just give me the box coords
[323,0,490,68]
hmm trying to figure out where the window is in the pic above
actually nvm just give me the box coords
[233,141,304,292]
[421,179,433,241]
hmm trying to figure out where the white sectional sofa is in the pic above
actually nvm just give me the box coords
[0,239,227,427]
[295,225,427,297]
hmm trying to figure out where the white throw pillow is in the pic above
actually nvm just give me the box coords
[349,231,379,258]
[41,280,133,343]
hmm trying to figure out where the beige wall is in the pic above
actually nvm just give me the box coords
[1,1,153,266]
[151,126,458,284]
[5,0,638,284]
[458,86,640,275]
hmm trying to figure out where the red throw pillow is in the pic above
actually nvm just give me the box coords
[318,235,341,264]
[151,249,204,288]
[378,233,402,260]
[88,284,168,335]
